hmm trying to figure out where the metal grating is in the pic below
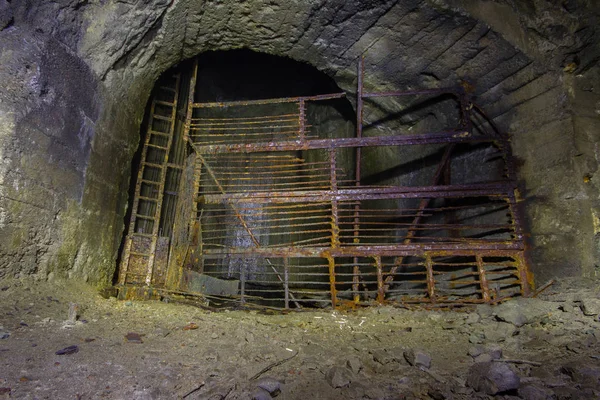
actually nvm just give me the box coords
[119,58,533,309]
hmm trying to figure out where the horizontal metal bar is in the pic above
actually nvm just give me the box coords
[199,182,515,204]
[192,131,495,154]
[201,243,524,258]
[191,92,346,108]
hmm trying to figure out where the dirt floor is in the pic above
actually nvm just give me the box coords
[1,277,600,400]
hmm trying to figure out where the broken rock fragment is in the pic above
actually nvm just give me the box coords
[404,349,431,369]
[55,345,79,355]
[467,362,520,395]
[325,366,353,388]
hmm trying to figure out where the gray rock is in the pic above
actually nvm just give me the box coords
[561,362,600,386]
[256,377,281,396]
[580,298,600,316]
[346,356,362,374]
[325,366,353,388]
[468,346,484,357]
[486,344,503,360]
[473,353,493,363]
[251,388,273,400]
[465,313,481,325]
[518,384,555,400]
[0,329,9,340]
[494,298,553,327]
[404,349,431,369]
[466,362,520,395]
[469,334,484,344]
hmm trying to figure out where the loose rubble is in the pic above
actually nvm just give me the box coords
[0,277,600,399]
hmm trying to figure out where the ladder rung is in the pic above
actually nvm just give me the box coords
[138,196,158,202]
[153,115,173,122]
[147,143,168,150]
[135,214,156,221]
[159,86,176,92]
[154,100,176,107]
[142,162,165,169]
[129,252,150,257]
[167,163,183,170]
[149,130,170,137]
[140,179,160,185]
[131,233,153,238]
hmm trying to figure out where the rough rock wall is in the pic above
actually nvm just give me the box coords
[0,0,598,286]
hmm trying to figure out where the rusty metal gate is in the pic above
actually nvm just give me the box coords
[119,58,532,309]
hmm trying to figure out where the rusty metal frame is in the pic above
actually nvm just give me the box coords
[119,57,532,309]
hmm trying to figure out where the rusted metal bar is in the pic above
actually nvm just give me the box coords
[200,182,515,204]
[326,254,337,308]
[192,130,492,154]
[201,244,523,257]
[425,255,436,302]
[191,92,346,108]
[475,254,491,302]
[375,256,385,303]
[284,257,290,309]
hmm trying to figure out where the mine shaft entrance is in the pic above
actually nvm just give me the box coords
[118,52,532,310]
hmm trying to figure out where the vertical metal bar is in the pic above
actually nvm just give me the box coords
[375,256,384,304]
[326,254,337,309]
[329,148,340,248]
[425,254,436,302]
[298,99,306,141]
[352,57,365,303]
[240,262,246,306]
[476,254,491,303]
[515,251,533,297]
[183,59,198,144]
[284,257,290,309]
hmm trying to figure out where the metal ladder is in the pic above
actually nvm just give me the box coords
[118,73,181,286]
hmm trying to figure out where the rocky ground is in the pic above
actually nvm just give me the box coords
[1,277,600,400]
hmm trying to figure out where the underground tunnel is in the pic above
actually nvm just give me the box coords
[1,0,600,399]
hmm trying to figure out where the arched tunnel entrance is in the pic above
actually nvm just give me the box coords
[117,50,531,309]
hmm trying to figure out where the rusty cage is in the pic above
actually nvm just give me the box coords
[117,58,533,309]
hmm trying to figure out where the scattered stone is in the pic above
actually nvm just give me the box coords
[468,346,484,357]
[580,298,600,316]
[55,345,79,355]
[494,298,553,327]
[256,377,281,396]
[474,353,493,363]
[465,313,481,325]
[372,349,394,365]
[404,349,431,369]
[251,388,272,400]
[325,366,353,388]
[427,387,447,400]
[84,338,95,343]
[211,332,219,339]
[469,334,484,344]
[0,329,9,340]
[183,322,199,330]
[518,384,555,400]
[346,356,362,374]
[125,332,143,344]
[67,302,78,324]
[466,362,520,395]
[486,345,503,360]
[561,362,600,386]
